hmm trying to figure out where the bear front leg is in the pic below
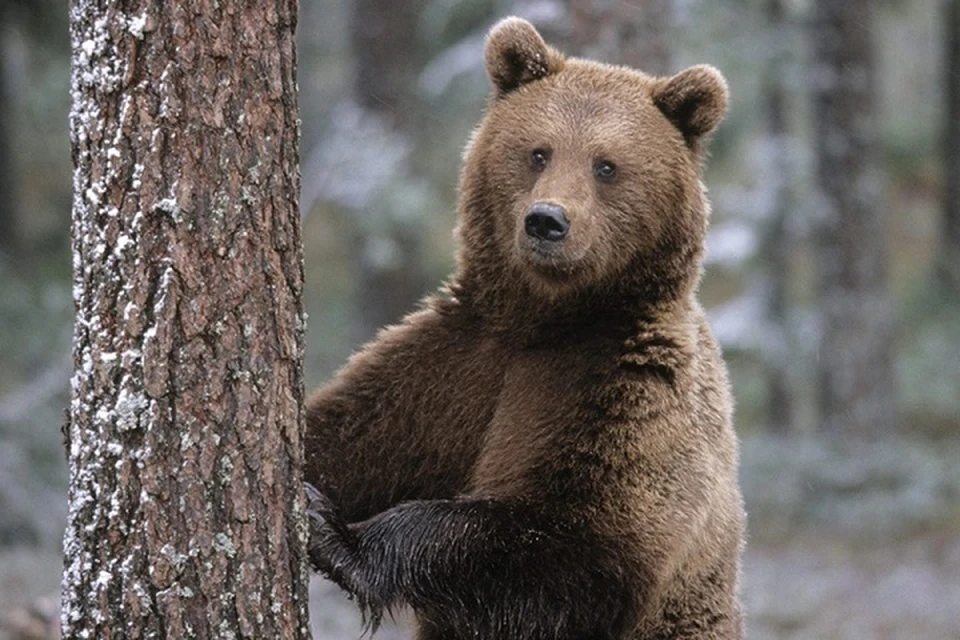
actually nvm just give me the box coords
[304,308,506,524]
[306,486,632,640]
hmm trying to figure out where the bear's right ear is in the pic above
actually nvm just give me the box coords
[484,17,563,97]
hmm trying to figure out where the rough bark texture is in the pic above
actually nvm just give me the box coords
[348,0,430,343]
[567,0,673,75]
[940,0,960,290]
[763,0,795,433]
[810,0,897,436]
[62,1,310,638]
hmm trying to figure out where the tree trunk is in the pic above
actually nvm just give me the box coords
[763,0,796,434]
[62,2,310,638]
[940,0,960,291]
[810,0,897,436]
[348,0,430,343]
[351,0,420,130]
[567,0,673,75]
[0,11,19,255]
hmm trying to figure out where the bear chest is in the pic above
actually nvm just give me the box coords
[468,344,631,501]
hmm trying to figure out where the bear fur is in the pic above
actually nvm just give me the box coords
[305,16,745,640]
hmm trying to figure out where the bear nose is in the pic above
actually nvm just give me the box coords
[524,202,570,242]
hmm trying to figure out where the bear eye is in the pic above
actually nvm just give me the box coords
[594,160,617,182]
[530,148,550,171]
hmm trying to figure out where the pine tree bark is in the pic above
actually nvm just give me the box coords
[567,0,673,75]
[810,0,897,436]
[940,0,960,291]
[62,1,310,638]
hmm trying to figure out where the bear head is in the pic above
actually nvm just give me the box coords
[452,17,728,329]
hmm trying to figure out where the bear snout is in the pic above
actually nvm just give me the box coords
[524,202,570,242]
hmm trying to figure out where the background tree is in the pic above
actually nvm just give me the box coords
[760,0,796,433]
[0,0,70,256]
[0,2,17,255]
[61,1,311,637]
[567,0,672,74]
[940,0,960,291]
[346,0,431,343]
[299,0,433,346]
[810,0,897,436]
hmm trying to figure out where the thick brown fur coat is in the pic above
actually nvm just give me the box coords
[305,17,745,640]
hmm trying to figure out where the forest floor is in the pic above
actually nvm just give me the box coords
[1,435,958,639]
[742,528,959,639]
[2,530,956,640]
[305,527,960,640]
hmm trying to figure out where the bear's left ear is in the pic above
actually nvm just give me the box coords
[484,17,564,97]
[653,65,729,150]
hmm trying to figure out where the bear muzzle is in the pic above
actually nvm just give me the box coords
[524,202,570,242]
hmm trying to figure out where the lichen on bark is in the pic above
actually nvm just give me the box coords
[63,1,309,637]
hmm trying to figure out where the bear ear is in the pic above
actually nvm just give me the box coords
[484,17,563,97]
[652,65,729,150]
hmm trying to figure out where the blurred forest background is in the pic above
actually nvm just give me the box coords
[1,0,958,638]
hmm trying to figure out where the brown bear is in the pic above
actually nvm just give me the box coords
[305,16,745,640]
